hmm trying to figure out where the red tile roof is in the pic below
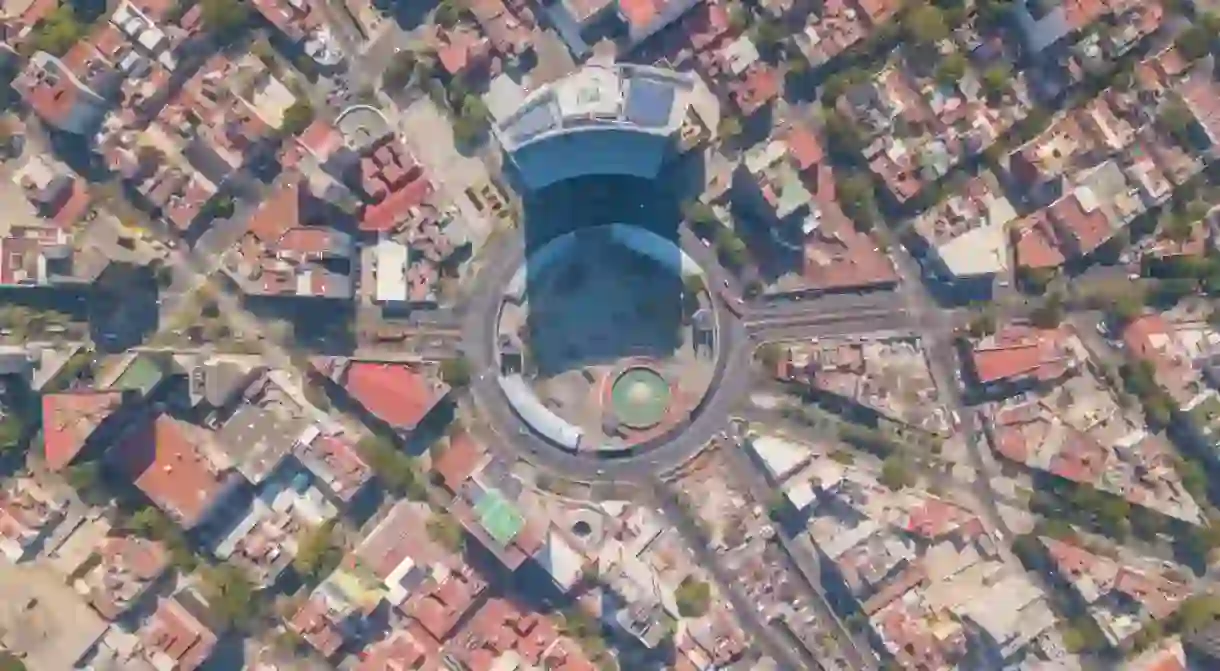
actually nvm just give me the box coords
[343,362,448,432]
[139,597,218,671]
[85,535,169,620]
[357,629,439,671]
[1048,190,1113,255]
[42,391,124,471]
[290,596,347,658]
[432,431,486,492]
[970,325,1075,384]
[109,415,235,529]
[1014,210,1067,270]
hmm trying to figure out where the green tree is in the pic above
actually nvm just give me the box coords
[1158,100,1197,148]
[357,434,427,499]
[880,455,916,491]
[675,576,712,618]
[201,563,258,630]
[714,227,749,269]
[200,0,250,37]
[293,520,342,580]
[0,414,23,452]
[280,101,315,136]
[426,512,465,553]
[904,4,949,45]
[384,50,418,89]
[0,651,25,671]
[838,173,878,230]
[750,19,785,51]
[981,64,1013,101]
[1029,292,1065,328]
[440,356,472,388]
[756,343,784,373]
[29,6,83,56]
[935,52,968,87]
[1175,24,1213,61]
[435,0,462,27]
[967,308,997,338]
[719,115,742,140]
[1108,294,1143,326]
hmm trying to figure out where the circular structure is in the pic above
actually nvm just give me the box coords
[610,365,672,430]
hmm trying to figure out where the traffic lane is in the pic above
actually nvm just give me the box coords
[744,291,906,320]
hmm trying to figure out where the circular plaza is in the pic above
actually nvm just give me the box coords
[491,224,720,457]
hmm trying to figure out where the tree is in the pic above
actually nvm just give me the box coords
[0,652,25,671]
[880,455,916,491]
[1158,100,1197,148]
[1175,24,1212,62]
[280,101,315,136]
[1029,292,1064,328]
[440,356,472,387]
[935,53,968,87]
[1177,594,1220,634]
[294,520,342,580]
[200,0,250,37]
[29,6,84,56]
[727,3,750,32]
[435,0,462,27]
[714,226,749,269]
[426,512,464,553]
[904,4,949,45]
[718,115,742,140]
[1108,294,1143,326]
[65,460,101,494]
[384,50,417,89]
[750,19,785,51]
[967,308,997,338]
[357,434,427,499]
[675,576,712,617]
[756,343,784,373]
[681,201,719,230]
[981,63,1012,101]
[0,414,22,452]
[837,173,878,230]
[201,563,258,630]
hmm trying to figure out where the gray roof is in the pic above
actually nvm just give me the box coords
[216,404,306,484]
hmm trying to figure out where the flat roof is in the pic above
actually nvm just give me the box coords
[0,563,108,670]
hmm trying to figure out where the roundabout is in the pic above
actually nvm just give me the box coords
[608,365,672,431]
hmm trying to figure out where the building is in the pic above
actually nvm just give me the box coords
[966,324,1086,394]
[251,0,342,67]
[137,596,218,671]
[358,134,434,235]
[106,414,241,530]
[1041,536,1189,647]
[0,477,66,562]
[14,49,113,134]
[224,176,357,299]
[911,175,1017,282]
[76,535,168,620]
[294,432,372,505]
[335,361,450,436]
[618,0,701,48]
[41,390,126,471]
[493,63,694,191]
[736,125,897,292]
[215,403,309,485]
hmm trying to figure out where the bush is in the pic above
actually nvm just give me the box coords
[280,101,315,136]
[29,6,83,56]
[675,576,712,617]
[880,455,916,491]
[200,0,250,38]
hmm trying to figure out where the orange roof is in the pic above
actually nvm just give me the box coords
[290,596,347,657]
[1014,210,1067,270]
[432,431,486,492]
[42,391,124,471]
[785,124,824,172]
[139,597,218,671]
[1048,191,1113,255]
[970,325,1073,384]
[109,415,234,529]
[343,362,448,432]
[618,0,661,28]
[247,179,302,243]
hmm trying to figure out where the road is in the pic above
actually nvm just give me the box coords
[717,423,878,671]
[888,244,1013,540]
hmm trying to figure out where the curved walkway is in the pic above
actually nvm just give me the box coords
[462,232,754,484]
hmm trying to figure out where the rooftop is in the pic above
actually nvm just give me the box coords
[42,390,125,471]
[78,535,168,620]
[107,414,236,529]
[342,361,449,433]
[138,596,218,671]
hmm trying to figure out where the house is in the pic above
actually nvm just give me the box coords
[225,176,357,300]
[76,535,168,620]
[41,390,126,471]
[966,324,1085,393]
[0,477,66,562]
[106,414,241,530]
[336,361,451,436]
[294,432,373,505]
[138,596,218,671]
